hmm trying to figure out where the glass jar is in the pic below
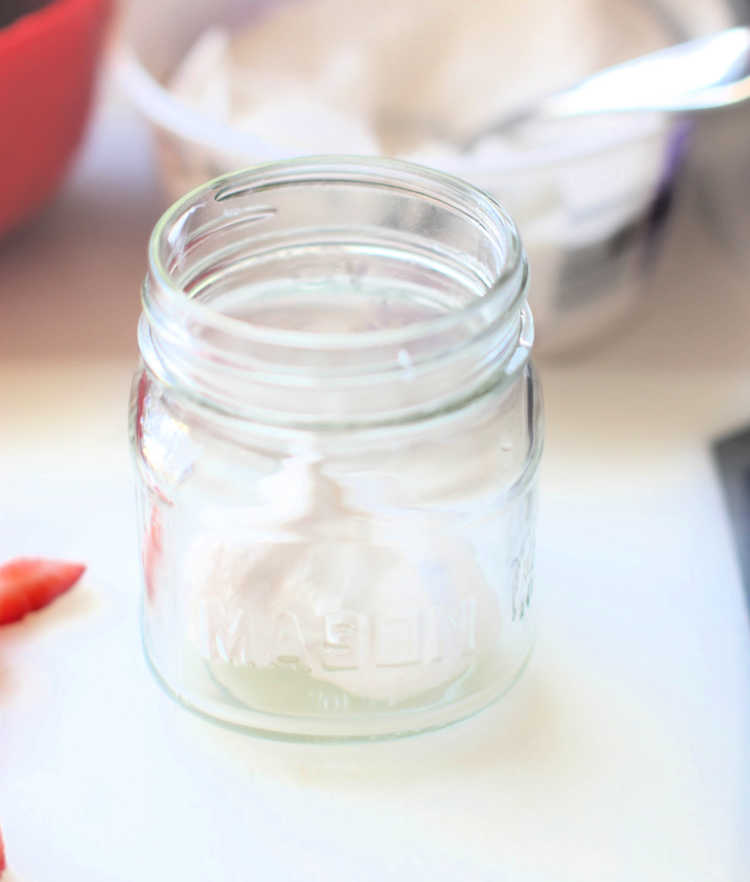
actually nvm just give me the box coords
[129,157,543,740]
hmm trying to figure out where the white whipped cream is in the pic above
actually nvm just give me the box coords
[188,458,500,703]
[168,0,677,157]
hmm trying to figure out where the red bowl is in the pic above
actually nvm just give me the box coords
[0,0,112,236]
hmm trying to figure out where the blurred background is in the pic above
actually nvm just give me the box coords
[1,1,749,880]
[3,0,750,355]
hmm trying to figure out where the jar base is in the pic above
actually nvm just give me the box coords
[142,602,534,742]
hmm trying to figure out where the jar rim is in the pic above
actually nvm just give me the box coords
[147,155,526,352]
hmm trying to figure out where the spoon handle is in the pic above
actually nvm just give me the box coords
[545,27,750,117]
[469,26,750,148]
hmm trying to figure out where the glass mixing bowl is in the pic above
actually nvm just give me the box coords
[116,0,731,355]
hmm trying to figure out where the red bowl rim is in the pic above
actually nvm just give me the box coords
[0,0,110,51]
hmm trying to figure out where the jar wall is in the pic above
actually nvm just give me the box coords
[130,358,542,739]
[130,157,543,739]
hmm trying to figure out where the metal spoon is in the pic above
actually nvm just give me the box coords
[458,26,750,150]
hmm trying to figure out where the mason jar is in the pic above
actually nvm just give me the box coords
[129,157,543,740]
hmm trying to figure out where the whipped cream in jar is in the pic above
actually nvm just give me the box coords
[130,157,543,739]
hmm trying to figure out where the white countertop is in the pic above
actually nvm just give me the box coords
[1,81,749,882]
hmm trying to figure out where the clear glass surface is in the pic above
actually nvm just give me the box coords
[130,157,543,739]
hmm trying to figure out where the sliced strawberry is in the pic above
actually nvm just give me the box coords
[143,507,162,605]
[0,558,86,625]
[0,821,6,876]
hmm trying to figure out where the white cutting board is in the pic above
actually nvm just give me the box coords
[1,85,749,882]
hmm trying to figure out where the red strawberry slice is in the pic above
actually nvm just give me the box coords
[0,822,6,876]
[143,507,162,605]
[0,558,86,625]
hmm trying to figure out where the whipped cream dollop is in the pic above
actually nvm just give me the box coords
[188,458,500,703]
[168,0,682,157]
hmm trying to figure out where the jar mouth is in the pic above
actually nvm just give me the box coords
[141,156,531,425]
[148,156,525,347]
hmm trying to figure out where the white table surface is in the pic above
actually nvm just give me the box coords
[1,78,749,882]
